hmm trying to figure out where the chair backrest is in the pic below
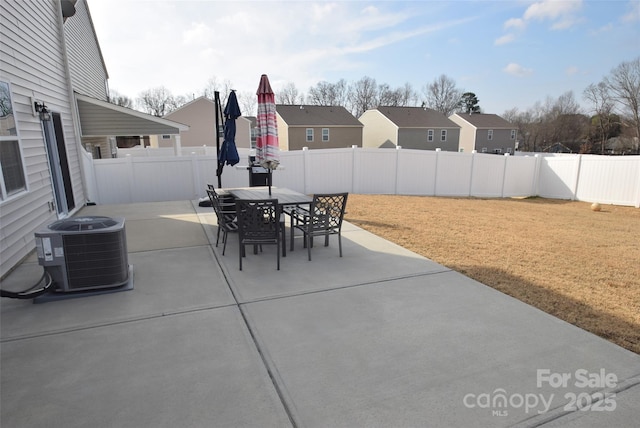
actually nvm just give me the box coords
[207,189,231,225]
[311,193,348,231]
[235,199,280,240]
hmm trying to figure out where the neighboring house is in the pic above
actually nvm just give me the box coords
[449,113,517,154]
[359,106,461,151]
[157,96,252,150]
[0,0,186,277]
[276,105,363,150]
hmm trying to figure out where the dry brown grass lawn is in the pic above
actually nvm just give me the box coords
[344,195,640,355]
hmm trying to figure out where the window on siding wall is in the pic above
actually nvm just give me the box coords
[0,81,26,200]
[511,130,516,140]
[306,128,314,142]
[322,128,329,142]
[427,129,434,142]
[440,130,447,141]
[488,129,493,140]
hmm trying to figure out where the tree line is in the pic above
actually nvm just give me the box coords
[110,56,639,154]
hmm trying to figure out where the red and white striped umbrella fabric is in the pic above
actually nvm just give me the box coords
[255,74,280,170]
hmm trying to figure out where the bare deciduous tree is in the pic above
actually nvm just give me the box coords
[349,76,378,117]
[308,79,349,106]
[584,82,618,153]
[108,89,133,109]
[137,86,175,116]
[277,81,304,105]
[605,57,640,152]
[237,91,256,117]
[202,77,233,101]
[423,74,462,117]
[377,83,416,107]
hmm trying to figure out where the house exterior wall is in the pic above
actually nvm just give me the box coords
[162,98,215,148]
[398,128,460,151]
[275,114,290,151]
[62,0,108,100]
[286,126,362,151]
[474,128,516,154]
[360,110,397,148]
[162,98,252,149]
[457,124,476,153]
[1,0,87,277]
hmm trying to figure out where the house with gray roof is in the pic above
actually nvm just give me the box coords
[449,113,517,154]
[276,105,363,150]
[359,107,461,151]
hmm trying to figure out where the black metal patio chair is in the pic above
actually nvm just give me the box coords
[289,192,348,261]
[235,199,284,271]
[206,188,237,255]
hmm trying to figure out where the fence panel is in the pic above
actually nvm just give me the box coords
[503,155,538,197]
[353,148,398,194]
[396,150,437,195]
[276,150,306,194]
[435,151,473,196]
[304,148,354,194]
[130,157,197,202]
[91,148,640,207]
[576,155,640,206]
[537,156,580,200]
[93,158,134,204]
[470,153,506,198]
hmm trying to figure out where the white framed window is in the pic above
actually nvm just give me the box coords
[427,129,434,142]
[488,129,493,140]
[511,130,516,140]
[494,148,503,154]
[306,128,314,142]
[482,147,488,153]
[440,129,447,141]
[162,135,170,139]
[0,81,27,200]
[506,147,513,154]
[322,128,329,142]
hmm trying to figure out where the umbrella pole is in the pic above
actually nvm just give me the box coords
[214,91,222,188]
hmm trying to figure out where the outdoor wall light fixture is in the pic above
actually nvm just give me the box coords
[34,102,51,121]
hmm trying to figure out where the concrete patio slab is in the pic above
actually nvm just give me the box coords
[1,246,235,340]
[206,223,449,303]
[242,270,640,427]
[2,200,639,428]
[1,307,291,428]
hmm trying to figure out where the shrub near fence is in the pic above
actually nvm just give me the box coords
[86,147,640,207]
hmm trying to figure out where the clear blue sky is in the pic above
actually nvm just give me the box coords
[87,0,640,115]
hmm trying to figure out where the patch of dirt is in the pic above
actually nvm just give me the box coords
[345,195,640,355]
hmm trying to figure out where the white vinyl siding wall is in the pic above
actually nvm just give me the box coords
[62,0,108,99]
[0,0,85,277]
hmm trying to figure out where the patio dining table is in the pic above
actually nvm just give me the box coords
[224,187,313,257]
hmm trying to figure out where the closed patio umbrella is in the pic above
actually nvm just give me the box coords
[255,74,280,195]
[216,90,241,185]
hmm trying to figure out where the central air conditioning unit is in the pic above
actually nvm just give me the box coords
[35,216,129,293]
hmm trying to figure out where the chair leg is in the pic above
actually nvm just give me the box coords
[290,223,295,251]
[338,233,343,257]
[306,231,312,261]
[277,241,280,270]
[222,231,228,255]
[239,243,243,271]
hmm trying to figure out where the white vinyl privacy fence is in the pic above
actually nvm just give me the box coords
[83,147,640,207]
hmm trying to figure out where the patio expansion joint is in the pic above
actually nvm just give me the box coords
[511,373,640,428]
[238,268,453,306]
[0,303,237,344]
